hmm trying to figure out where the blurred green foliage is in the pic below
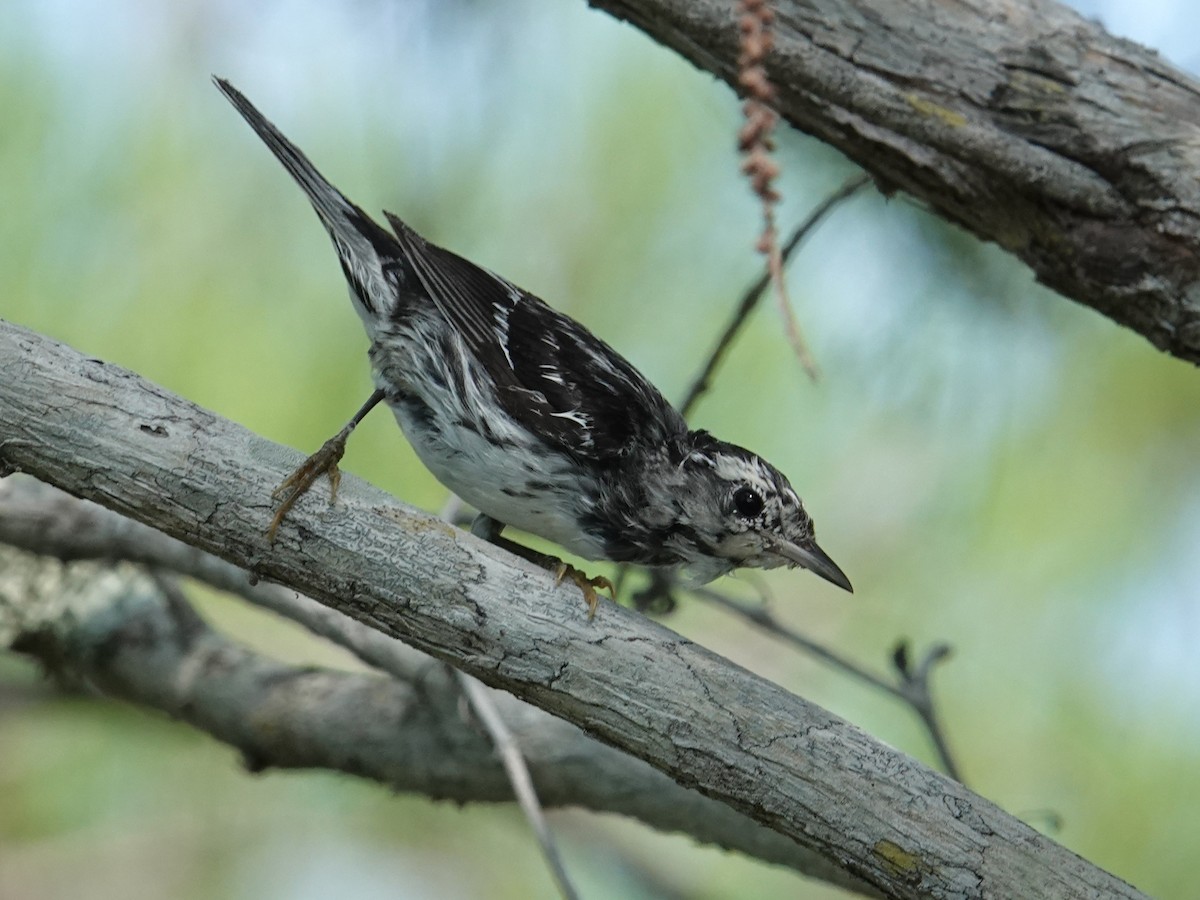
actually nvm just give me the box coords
[2,1,1198,898]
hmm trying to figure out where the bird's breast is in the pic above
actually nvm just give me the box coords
[400,403,607,558]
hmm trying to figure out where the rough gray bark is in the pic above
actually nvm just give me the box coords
[0,319,1146,898]
[0,537,862,892]
[588,0,1200,364]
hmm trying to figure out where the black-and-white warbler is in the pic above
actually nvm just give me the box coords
[216,78,851,615]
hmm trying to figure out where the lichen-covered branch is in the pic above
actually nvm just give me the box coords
[0,320,1145,899]
[589,0,1200,364]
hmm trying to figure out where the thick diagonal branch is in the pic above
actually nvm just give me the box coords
[0,543,856,891]
[590,0,1200,364]
[0,320,1145,900]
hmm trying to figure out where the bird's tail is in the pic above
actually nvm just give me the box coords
[214,77,399,324]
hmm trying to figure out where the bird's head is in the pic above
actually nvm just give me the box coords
[667,435,852,591]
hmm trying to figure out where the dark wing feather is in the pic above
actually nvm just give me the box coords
[387,214,522,370]
[384,212,684,461]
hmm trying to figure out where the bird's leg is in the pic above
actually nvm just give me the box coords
[268,388,386,542]
[470,514,615,620]
[468,513,506,542]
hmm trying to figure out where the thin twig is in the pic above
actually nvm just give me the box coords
[456,672,581,900]
[437,495,580,900]
[679,173,870,418]
[892,640,960,782]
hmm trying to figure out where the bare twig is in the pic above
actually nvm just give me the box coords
[437,495,581,900]
[671,167,960,772]
[679,173,870,418]
[456,672,581,900]
[670,167,958,770]
[892,640,960,782]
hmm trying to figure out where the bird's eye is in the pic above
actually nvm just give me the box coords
[732,486,765,518]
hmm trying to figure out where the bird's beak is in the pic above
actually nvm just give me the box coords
[771,539,853,593]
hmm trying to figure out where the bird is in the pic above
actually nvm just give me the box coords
[214,77,851,617]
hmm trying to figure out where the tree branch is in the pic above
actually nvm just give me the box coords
[0,320,1145,899]
[0,477,963,878]
[588,0,1200,365]
[0,478,433,682]
[0,543,858,893]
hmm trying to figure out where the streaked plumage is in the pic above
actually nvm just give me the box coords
[216,77,851,594]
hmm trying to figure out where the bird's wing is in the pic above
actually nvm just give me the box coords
[218,78,685,462]
[385,212,684,461]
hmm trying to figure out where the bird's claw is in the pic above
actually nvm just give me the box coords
[554,562,615,620]
[267,433,348,542]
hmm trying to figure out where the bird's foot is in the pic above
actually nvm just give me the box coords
[267,429,350,542]
[554,562,615,621]
[473,520,615,620]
